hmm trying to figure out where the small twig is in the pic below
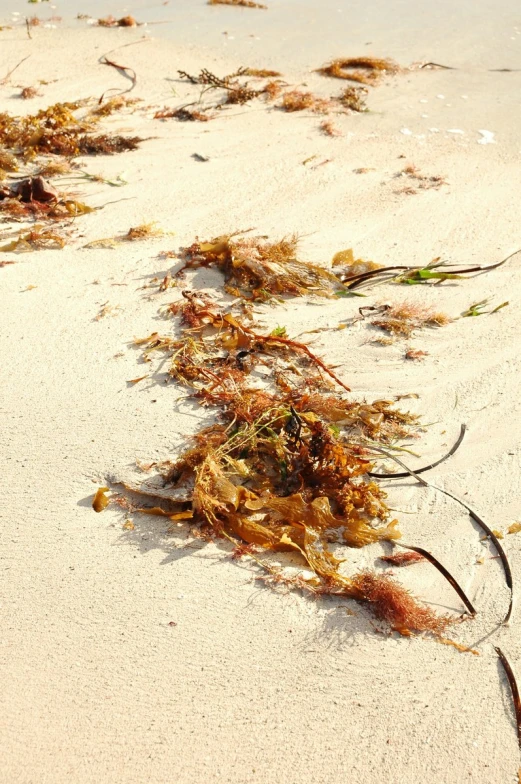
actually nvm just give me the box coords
[419,62,457,70]
[395,542,476,615]
[25,17,32,40]
[495,646,521,747]
[369,424,466,480]
[1,55,31,86]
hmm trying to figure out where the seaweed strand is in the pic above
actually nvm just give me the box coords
[495,646,521,747]
[395,543,476,616]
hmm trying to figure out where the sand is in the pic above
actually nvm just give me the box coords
[1,3,521,782]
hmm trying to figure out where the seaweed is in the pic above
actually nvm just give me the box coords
[154,107,213,121]
[176,233,354,299]
[320,119,342,137]
[280,90,332,114]
[337,86,368,112]
[371,302,450,337]
[208,0,267,7]
[97,15,139,27]
[369,424,466,480]
[396,164,447,192]
[394,543,476,616]
[0,101,143,161]
[124,223,165,241]
[0,226,67,251]
[343,249,521,291]
[495,647,521,747]
[380,551,426,566]
[317,57,400,85]
[19,86,41,100]
[92,486,110,512]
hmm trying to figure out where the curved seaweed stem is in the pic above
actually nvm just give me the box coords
[369,424,466,480]
[495,646,521,747]
[395,542,476,616]
[430,486,514,625]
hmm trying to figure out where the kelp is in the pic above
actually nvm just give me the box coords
[495,647,521,747]
[317,57,400,85]
[176,233,357,300]
[342,249,521,291]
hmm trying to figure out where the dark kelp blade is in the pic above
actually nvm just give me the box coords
[495,646,521,747]
[369,424,467,480]
[396,543,476,616]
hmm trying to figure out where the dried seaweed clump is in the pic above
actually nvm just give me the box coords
[19,86,41,100]
[280,90,332,114]
[124,223,164,241]
[371,303,450,337]
[177,234,354,299]
[317,57,400,85]
[0,226,67,252]
[337,86,368,112]
[97,15,139,27]
[118,290,457,636]
[0,102,143,161]
[0,176,93,222]
[351,572,450,634]
[208,0,267,7]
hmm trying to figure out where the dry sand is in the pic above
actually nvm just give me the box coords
[2,3,521,782]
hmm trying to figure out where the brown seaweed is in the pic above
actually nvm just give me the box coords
[92,487,110,512]
[176,234,353,299]
[317,57,400,84]
[495,647,521,747]
[208,0,267,7]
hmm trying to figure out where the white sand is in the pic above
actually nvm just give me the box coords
[1,5,521,782]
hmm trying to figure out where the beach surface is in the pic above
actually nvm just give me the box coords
[2,2,521,782]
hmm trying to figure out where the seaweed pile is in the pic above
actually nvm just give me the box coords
[0,99,144,230]
[127,289,460,636]
[101,218,510,639]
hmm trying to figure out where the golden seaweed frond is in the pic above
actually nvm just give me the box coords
[177,234,350,300]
